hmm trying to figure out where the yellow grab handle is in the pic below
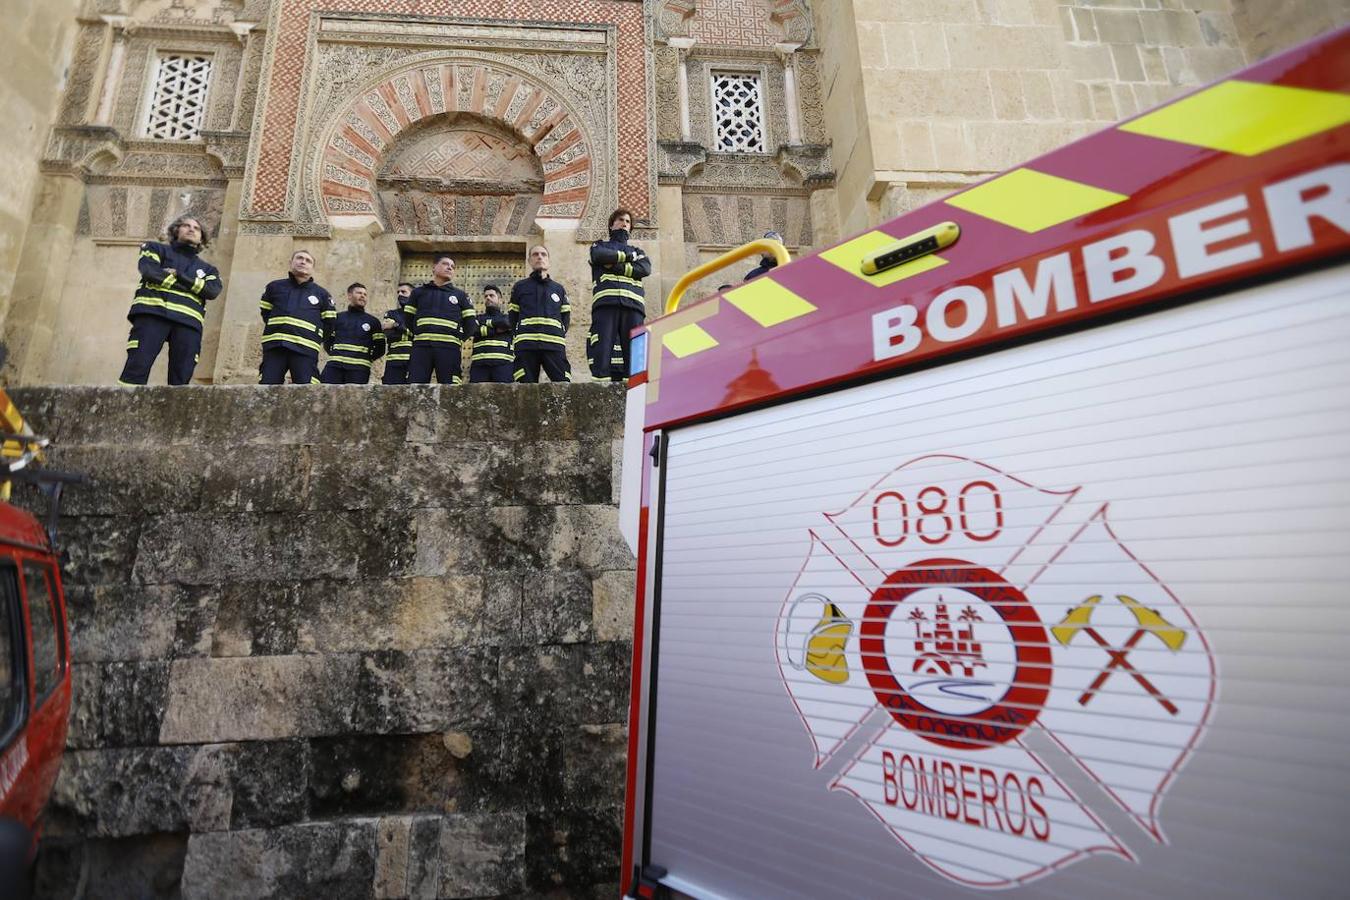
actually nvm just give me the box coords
[664,238,790,314]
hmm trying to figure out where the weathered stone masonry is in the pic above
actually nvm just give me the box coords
[11,384,634,899]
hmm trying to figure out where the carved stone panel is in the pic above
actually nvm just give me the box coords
[680,191,812,247]
[79,184,226,241]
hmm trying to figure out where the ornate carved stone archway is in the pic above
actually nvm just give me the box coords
[317,59,594,227]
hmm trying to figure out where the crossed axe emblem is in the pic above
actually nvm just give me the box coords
[1052,594,1186,715]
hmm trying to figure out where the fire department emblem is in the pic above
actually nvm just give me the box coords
[775,455,1215,888]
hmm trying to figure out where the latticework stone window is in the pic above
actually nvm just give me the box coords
[142,54,212,140]
[712,72,766,153]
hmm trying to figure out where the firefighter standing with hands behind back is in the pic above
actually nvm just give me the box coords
[118,215,221,385]
[381,282,415,384]
[321,282,385,384]
[407,255,476,385]
[258,250,336,384]
[469,285,515,383]
[510,245,571,383]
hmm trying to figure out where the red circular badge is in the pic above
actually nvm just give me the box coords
[859,558,1051,750]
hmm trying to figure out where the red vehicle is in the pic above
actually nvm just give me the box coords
[0,389,75,893]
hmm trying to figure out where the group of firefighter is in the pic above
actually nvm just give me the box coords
[117,209,650,387]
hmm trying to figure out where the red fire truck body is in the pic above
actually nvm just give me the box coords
[619,28,1350,899]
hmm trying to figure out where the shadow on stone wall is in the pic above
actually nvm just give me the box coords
[9,384,634,900]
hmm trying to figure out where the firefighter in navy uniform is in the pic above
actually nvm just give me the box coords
[469,284,514,383]
[587,208,651,382]
[511,245,572,383]
[119,215,222,385]
[380,282,414,385]
[321,282,385,384]
[258,249,336,384]
[407,255,476,385]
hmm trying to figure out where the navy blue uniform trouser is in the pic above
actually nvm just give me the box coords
[514,348,571,383]
[259,347,319,384]
[120,314,201,385]
[321,362,371,384]
[469,362,515,383]
[587,305,643,381]
[382,359,410,384]
[409,343,462,385]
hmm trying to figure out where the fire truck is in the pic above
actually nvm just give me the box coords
[618,28,1350,899]
[0,389,76,891]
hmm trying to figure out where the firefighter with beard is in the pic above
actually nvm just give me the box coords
[407,255,476,385]
[510,245,572,383]
[586,208,650,382]
[119,215,222,385]
[320,282,385,384]
[380,282,414,384]
[469,284,514,383]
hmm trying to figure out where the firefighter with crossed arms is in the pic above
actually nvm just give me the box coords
[406,255,476,385]
[258,250,337,384]
[119,215,222,385]
[469,284,515,383]
[380,282,415,384]
[586,208,651,382]
[321,282,385,384]
[510,245,572,383]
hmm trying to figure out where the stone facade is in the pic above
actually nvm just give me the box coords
[0,1,1344,378]
[11,383,633,898]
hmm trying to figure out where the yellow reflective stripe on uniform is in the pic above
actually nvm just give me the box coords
[263,333,323,352]
[386,353,411,362]
[418,316,459,329]
[475,338,510,348]
[587,333,599,344]
[332,343,369,353]
[162,272,177,289]
[413,334,463,344]
[327,355,373,368]
[520,317,563,328]
[560,304,571,313]
[140,249,161,262]
[142,282,207,306]
[260,300,274,310]
[461,308,475,318]
[513,333,567,346]
[192,276,206,294]
[126,339,139,349]
[593,288,645,304]
[508,303,520,313]
[204,274,219,282]
[624,263,633,278]
[269,316,320,333]
[513,368,526,381]
[321,310,337,319]
[474,352,515,363]
[131,295,206,324]
[599,273,643,287]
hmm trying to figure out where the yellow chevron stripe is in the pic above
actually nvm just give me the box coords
[663,323,718,358]
[723,278,817,328]
[1120,80,1350,157]
[820,230,949,287]
[946,168,1128,233]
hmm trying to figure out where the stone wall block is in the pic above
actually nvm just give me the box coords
[230,739,313,830]
[559,724,628,810]
[498,642,630,731]
[98,660,170,747]
[48,745,235,838]
[353,648,499,735]
[295,576,485,654]
[483,440,614,507]
[211,581,305,657]
[33,833,190,900]
[592,570,636,642]
[57,515,141,588]
[200,444,315,512]
[307,441,489,512]
[524,807,621,893]
[480,505,633,575]
[521,568,594,645]
[437,812,526,899]
[65,582,188,664]
[66,663,101,749]
[309,734,467,819]
[375,816,413,899]
[182,820,379,900]
[42,446,205,516]
[160,655,360,743]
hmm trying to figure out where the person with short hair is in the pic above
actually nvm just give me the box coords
[258,250,336,384]
[586,208,650,382]
[510,245,571,383]
[745,230,786,280]
[468,284,514,384]
[380,282,414,385]
[321,282,385,384]
[407,255,476,385]
[119,215,221,385]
